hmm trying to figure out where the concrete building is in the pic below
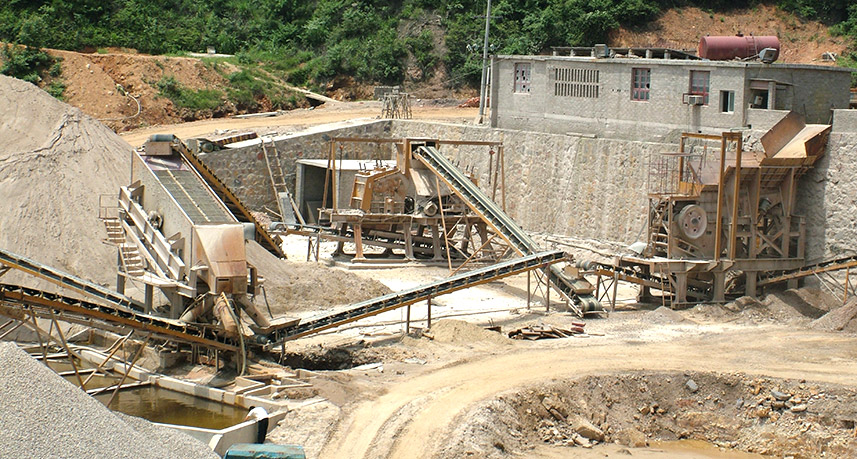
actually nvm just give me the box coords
[489,50,853,140]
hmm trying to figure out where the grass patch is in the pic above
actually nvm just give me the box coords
[156,75,223,110]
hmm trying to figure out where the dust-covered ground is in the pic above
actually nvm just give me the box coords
[265,248,857,459]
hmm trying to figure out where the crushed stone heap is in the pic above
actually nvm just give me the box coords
[0,342,218,459]
[0,74,130,286]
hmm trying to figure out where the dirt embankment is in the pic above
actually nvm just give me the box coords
[48,49,233,132]
[611,4,852,64]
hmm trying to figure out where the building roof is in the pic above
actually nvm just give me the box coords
[496,53,856,73]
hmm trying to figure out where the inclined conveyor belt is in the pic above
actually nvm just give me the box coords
[412,146,592,312]
[591,262,710,299]
[758,254,857,287]
[0,283,237,351]
[154,169,234,224]
[271,250,567,343]
[0,248,142,311]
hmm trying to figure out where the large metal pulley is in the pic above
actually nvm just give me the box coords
[677,204,707,240]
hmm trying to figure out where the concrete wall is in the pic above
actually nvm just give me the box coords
[392,121,656,245]
[201,115,857,258]
[797,109,857,261]
[200,120,392,213]
[491,55,852,142]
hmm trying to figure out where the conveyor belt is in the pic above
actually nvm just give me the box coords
[271,250,567,343]
[0,283,237,351]
[412,146,593,313]
[759,255,857,287]
[170,138,286,259]
[592,262,710,300]
[0,248,143,311]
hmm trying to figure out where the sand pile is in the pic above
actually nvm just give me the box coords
[0,342,217,459]
[644,306,689,324]
[427,319,509,345]
[0,75,131,286]
[245,241,391,314]
[810,298,857,332]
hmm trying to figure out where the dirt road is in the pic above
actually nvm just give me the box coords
[120,103,478,147]
[320,326,857,458]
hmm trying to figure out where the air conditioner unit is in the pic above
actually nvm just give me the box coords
[686,95,705,105]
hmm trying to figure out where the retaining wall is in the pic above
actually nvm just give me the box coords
[200,120,391,212]
[797,111,857,261]
[201,116,857,259]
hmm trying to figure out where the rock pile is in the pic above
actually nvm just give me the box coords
[809,298,857,332]
[0,342,217,458]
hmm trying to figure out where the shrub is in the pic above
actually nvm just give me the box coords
[1,45,55,84]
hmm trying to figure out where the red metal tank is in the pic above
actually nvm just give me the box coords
[698,35,780,61]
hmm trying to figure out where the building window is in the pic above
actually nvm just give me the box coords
[631,68,651,101]
[689,70,710,105]
[552,67,600,98]
[720,90,735,113]
[515,63,531,93]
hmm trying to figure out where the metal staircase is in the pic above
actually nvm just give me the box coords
[118,244,146,277]
[102,218,125,245]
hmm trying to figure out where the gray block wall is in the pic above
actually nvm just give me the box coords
[199,115,857,260]
[797,110,857,262]
[199,121,391,213]
[391,121,654,245]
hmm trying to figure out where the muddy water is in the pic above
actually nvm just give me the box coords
[45,359,247,429]
[94,386,248,430]
[532,440,769,458]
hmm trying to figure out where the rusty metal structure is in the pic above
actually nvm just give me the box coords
[283,137,603,316]
[311,137,508,264]
[601,112,832,305]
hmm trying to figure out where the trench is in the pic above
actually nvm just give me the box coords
[280,343,373,371]
[443,371,857,458]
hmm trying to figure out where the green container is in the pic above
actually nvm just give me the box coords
[224,443,306,459]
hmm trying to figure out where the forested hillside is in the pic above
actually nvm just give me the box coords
[1,0,855,90]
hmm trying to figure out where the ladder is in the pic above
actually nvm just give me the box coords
[261,138,299,225]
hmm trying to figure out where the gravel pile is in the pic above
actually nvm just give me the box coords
[810,298,857,332]
[0,75,131,287]
[246,240,391,314]
[644,306,689,324]
[0,342,217,459]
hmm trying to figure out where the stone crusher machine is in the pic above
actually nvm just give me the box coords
[103,134,289,340]
[613,112,831,305]
[318,138,504,263]
[315,138,603,316]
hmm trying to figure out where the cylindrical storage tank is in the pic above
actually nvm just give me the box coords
[698,35,780,61]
